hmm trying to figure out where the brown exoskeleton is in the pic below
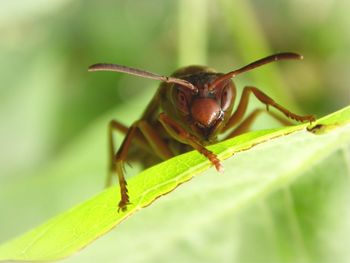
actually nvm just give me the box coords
[88,52,315,211]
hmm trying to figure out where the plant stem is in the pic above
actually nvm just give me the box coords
[177,0,208,66]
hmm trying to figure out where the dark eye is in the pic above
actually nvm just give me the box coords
[176,90,189,114]
[221,86,232,111]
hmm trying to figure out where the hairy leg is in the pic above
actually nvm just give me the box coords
[224,109,293,139]
[223,86,315,133]
[109,119,174,211]
[159,113,223,173]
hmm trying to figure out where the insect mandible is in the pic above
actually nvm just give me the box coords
[88,52,315,211]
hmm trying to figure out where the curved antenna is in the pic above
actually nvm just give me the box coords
[88,63,197,92]
[209,52,303,90]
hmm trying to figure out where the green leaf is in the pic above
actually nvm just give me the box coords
[0,106,349,262]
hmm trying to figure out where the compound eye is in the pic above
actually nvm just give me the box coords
[221,85,233,111]
[176,90,189,114]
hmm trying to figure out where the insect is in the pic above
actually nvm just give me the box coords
[88,52,315,211]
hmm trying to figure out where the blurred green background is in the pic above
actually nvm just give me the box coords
[0,0,349,262]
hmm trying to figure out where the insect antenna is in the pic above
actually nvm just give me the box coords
[88,63,197,92]
[209,52,303,90]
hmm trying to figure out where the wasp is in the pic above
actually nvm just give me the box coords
[88,52,315,211]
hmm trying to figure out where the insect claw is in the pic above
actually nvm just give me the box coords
[216,163,224,173]
[117,206,126,213]
[118,200,132,213]
[308,115,316,124]
[210,156,224,173]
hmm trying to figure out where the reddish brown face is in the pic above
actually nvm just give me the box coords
[190,98,223,128]
[173,75,235,140]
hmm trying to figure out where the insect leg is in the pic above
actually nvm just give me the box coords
[113,88,178,211]
[107,120,152,188]
[111,119,174,211]
[224,109,293,139]
[114,125,139,211]
[158,113,223,172]
[223,85,315,132]
[137,120,174,160]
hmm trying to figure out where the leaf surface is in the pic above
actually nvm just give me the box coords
[0,106,349,262]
